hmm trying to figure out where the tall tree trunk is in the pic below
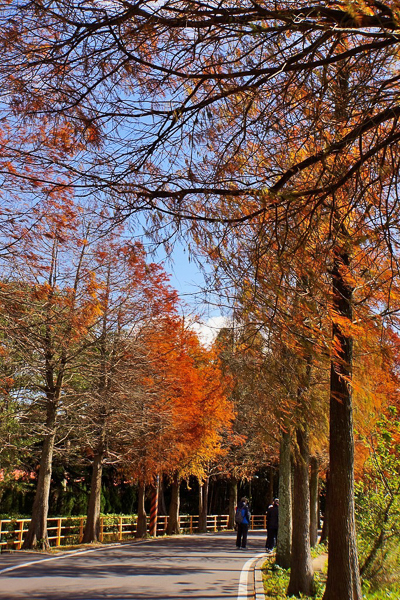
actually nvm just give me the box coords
[228,477,238,529]
[23,403,57,550]
[323,248,362,600]
[287,425,314,597]
[208,477,215,514]
[159,477,167,516]
[166,473,180,535]
[83,449,104,543]
[268,465,275,504]
[320,469,330,544]
[310,456,319,547]
[198,478,203,524]
[136,481,147,538]
[276,430,292,569]
[198,476,209,533]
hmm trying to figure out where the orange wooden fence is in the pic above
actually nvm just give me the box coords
[0,514,267,550]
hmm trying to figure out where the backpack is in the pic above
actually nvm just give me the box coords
[235,506,244,524]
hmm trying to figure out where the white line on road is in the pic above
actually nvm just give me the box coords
[237,552,266,600]
[0,541,149,576]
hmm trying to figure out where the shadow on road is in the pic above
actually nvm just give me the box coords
[0,531,265,599]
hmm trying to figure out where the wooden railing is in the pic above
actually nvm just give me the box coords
[0,514,267,550]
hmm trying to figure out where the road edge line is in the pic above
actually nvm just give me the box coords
[0,540,153,576]
[237,552,266,600]
[254,554,267,599]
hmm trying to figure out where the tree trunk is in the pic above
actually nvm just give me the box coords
[208,477,215,514]
[198,479,203,524]
[166,473,180,535]
[323,248,362,600]
[159,477,167,516]
[276,430,292,569]
[268,465,275,504]
[310,456,319,547]
[320,469,330,544]
[136,481,147,538]
[83,450,104,543]
[228,477,238,529]
[287,425,314,597]
[23,404,57,550]
[198,476,209,533]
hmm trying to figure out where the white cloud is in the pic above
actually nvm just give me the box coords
[191,315,229,347]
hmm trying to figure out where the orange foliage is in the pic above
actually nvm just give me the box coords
[126,316,233,483]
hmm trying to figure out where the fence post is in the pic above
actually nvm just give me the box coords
[214,516,217,532]
[79,518,84,543]
[56,518,62,546]
[17,520,24,549]
[133,515,137,536]
[118,516,123,541]
[189,515,193,534]
[99,517,104,542]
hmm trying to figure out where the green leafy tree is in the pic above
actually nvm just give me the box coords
[356,409,400,593]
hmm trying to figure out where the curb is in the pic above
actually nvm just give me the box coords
[254,553,268,599]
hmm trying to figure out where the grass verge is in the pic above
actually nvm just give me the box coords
[261,550,398,599]
[261,557,326,599]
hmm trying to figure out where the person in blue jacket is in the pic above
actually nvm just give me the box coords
[235,497,251,549]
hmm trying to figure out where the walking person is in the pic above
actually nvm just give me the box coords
[265,498,279,552]
[235,497,251,549]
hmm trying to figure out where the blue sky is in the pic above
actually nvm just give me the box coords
[162,242,206,302]
[150,240,210,310]
[150,240,228,345]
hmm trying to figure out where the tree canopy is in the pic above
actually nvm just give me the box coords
[2,2,400,598]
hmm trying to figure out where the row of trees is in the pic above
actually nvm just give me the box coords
[0,195,398,594]
[0,201,235,548]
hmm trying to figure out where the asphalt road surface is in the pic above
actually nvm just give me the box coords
[0,531,268,600]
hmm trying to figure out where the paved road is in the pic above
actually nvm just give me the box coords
[0,531,267,599]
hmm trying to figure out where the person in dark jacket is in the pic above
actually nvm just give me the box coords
[235,497,251,549]
[265,498,279,552]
